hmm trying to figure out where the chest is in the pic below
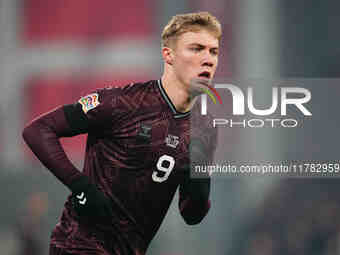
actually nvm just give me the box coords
[104,108,189,166]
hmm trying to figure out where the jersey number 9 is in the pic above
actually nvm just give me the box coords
[152,155,175,183]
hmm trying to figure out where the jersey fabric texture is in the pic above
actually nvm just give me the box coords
[48,79,217,255]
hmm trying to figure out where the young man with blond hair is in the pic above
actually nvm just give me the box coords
[23,11,221,255]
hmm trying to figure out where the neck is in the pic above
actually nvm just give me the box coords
[161,72,197,113]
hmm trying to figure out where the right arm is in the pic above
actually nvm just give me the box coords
[22,89,118,220]
[22,88,115,188]
[22,104,87,188]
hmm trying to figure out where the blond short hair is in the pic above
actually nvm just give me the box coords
[161,12,222,48]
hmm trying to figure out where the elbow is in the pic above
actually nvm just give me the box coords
[22,119,42,146]
[22,123,33,144]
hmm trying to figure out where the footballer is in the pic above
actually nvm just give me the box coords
[23,12,221,255]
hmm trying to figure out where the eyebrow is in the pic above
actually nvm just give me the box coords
[188,43,219,50]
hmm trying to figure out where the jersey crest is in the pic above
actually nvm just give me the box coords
[165,134,180,148]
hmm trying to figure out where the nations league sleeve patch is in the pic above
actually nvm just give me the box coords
[78,93,100,113]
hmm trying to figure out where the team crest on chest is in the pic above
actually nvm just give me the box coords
[165,134,179,148]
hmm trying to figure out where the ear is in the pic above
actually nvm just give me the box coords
[162,47,173,65]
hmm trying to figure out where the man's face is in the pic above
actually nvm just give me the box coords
[170,29,219,91]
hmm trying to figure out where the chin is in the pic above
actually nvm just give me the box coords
[190,77,211,89]
[188,82,206,98]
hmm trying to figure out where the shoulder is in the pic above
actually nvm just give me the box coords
[101,80,158,103]
[86,80,157,107]
[77,80,158,121]
[117,80,159,113]
[120,80,159,104]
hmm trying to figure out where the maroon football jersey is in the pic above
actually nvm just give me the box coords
[50,79,217,254]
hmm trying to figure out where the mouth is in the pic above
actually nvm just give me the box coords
[198,71,211,79]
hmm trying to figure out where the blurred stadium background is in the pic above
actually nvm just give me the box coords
[1,0,340,254]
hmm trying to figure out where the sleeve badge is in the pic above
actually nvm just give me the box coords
[78,93,100,113]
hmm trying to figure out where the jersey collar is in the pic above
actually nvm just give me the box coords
[157,79,190,119]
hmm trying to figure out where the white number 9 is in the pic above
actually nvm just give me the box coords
[152,155,175,183]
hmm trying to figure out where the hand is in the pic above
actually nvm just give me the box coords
[70,176,113,221]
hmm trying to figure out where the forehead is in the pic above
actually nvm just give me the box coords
[176,30,219,48]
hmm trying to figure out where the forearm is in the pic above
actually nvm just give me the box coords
[179,136,213,224]
[22,106,83,188]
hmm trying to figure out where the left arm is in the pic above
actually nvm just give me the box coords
[179,138,212,225]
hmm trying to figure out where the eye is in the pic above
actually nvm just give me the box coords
[191,47,201,52]
[211,49,219,56]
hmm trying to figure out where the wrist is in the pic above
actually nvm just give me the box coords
[69,175,91,193]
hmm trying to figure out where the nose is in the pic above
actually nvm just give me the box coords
[202,50,215,68]
[202,60,214,68]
